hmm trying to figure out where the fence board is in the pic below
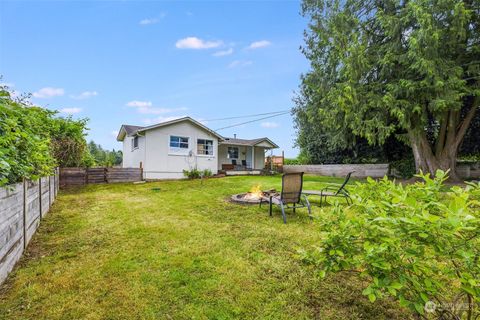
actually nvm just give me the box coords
[60,167,142,187]
[0,170,58,285]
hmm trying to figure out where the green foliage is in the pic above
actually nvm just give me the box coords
[300,171,480,318]
[389,158,416,179]
[284,158,303,165]
[183,168,214,179]
[87,141,122,167]
[296,0,480,174]
[0,84,90,186]
[49,116,89,167]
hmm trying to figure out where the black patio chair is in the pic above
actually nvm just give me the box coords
[260,172,311,224]
[303,171,354,206]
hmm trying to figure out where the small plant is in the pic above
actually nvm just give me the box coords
[183,168,212,179]
[183,168,201,179]
[201,169,212,178]
[300,170,480,319]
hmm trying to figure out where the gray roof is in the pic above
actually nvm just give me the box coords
[221,137,278,148]
[123,125,144,136]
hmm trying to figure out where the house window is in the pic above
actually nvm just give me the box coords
[227,146,239,159]
[169,136,189,153]
[197,139,214,156]
[132,136,139,150]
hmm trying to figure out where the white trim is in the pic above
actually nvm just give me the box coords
[196,138,215,157]
[168,134,190,155]
[139,117,224,140]
[131,136,139,151]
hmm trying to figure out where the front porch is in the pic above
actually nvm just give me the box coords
[217,137,279,175]
[224,169,263,176]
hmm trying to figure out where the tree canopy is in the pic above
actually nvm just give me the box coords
[0,84,90,186]
[295,0,479,180]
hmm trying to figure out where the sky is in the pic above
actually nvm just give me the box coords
[0,0,309,157]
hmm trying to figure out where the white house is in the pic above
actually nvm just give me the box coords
[116,117,279,179]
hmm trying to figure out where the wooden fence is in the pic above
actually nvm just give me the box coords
[0,169,59,285]
[284,163,480,179]
[283,164,390,178]
[60,167,143,187]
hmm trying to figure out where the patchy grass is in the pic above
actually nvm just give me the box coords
[0,175,408,319]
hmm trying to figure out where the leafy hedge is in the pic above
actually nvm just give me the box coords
[0,86,89,186]
[300,171,480,318]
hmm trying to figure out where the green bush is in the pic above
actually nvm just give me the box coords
[183,168,213,179]
[300,171,480,318]
[389,158,416,179]
[202,169,213,177]
[0,85,90,186]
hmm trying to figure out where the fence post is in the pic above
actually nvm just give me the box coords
[140,162,143,180]
[22,179,27,250]
[48,174,51,210]
[39,177,42,219]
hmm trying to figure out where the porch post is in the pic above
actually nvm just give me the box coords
[252,146,255,169]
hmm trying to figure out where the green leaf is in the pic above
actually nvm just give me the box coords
[368,293,376,303]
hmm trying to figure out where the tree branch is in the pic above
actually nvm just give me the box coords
[455,96,479,149]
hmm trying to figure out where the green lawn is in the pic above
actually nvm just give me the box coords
[0,175,408,319]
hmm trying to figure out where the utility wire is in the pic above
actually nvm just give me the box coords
[215,111,290,131]
[204,110,290,122]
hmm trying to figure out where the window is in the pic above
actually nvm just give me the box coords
[197,139,214,156]
[169,136,189,153]
[227,146,239,159]
[132,136,139,150]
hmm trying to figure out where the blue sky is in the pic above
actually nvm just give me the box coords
[0,0,309,157]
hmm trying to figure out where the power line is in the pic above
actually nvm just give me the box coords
[204,110,290,122]
[214,111,290,131]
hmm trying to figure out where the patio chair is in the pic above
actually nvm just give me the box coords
[260,172,311,224]
[303,171,354,206]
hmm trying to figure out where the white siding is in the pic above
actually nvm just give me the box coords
[254,147,266,169]
[143,121,219,179]
[122,136,146,168]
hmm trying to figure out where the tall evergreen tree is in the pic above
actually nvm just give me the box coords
[295,0,479,180]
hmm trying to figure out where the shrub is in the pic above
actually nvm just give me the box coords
[300,171,480,319]
[202,169,213,177]
[0,86,90,186]
[389,158,416,179]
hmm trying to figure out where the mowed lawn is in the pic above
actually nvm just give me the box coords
[0,175,407,319]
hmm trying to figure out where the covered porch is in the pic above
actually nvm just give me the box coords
[217,137,279,175]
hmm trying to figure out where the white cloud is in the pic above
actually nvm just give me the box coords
[126,100,153,108]
[186,11,193,16]
[140,18,158,25]
[261,121,279,128]
[143,115,187,125]
[228,60,253,68]
[137,107,187,115]
[0,82,14,88]
[111,130,119,137]
[176,37,222,49]
[59,107,82,114]
[213,48,233,57]
[127,100,187,115]
[139,13,166,25]
[248,40,271,49]
[33,87,64,98]
[70,91,98,99]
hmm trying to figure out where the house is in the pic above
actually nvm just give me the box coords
[116,117,279,179]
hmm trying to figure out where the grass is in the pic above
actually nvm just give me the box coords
[0,175,408,319]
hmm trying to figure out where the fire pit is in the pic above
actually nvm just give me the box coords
[230,185,277,205]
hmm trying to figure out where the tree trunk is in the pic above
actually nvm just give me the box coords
[408,130,461,181]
